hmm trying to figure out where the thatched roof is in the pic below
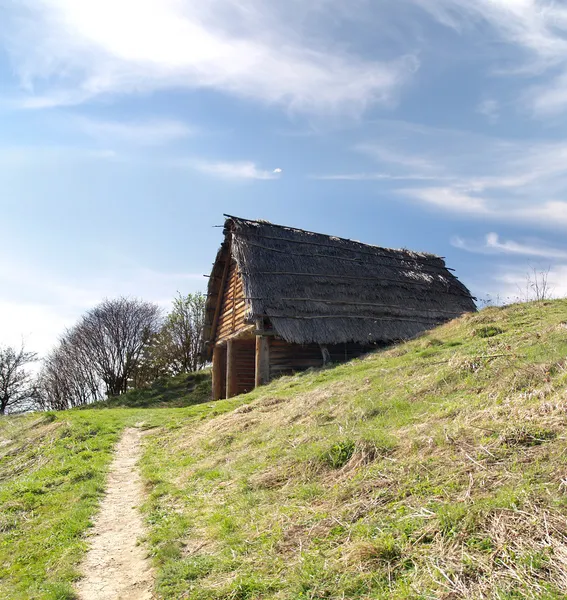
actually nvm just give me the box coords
[205,215,476,346]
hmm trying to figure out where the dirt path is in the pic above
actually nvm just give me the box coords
[76,427,154,600]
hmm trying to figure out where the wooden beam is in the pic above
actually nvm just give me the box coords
[226,339,237,399]
[253,329,276,337]
[320,345,331,366]
[210,244,231,343]
[217,325,255,345]
[255,335,270,388]
[212,345,223,401]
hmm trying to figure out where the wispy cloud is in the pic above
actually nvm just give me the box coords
[477,98,500,123]
[452,233,567,260]
[187,159,282,180]
[491,264,567,301]
[0,144,119,168]
[413,0,567,65]
[76,118,194,146]
[401,187,490,215]
[4,0,418,115]
[411,0,567,116]
[356,143,440,173]
[311,172,445,181]
[401,189,567,228]
[333,121,567,229]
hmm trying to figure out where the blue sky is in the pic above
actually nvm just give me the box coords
[2,0,567,355]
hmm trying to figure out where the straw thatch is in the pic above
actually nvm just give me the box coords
[205,216,476,346]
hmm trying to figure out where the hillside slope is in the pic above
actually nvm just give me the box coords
[141,300,567,599]
[90,371,211,409]
[3,300,567,599]
[0,403,243,599]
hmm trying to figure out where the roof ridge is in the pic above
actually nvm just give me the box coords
[222,214,443,260]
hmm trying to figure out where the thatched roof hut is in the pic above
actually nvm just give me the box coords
[204,215,475,399]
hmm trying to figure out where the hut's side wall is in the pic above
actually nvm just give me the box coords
[269,339,374,379]
[215,258,248,343]
[234,339,256,395]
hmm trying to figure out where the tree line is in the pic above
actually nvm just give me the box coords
[0,292,206,414]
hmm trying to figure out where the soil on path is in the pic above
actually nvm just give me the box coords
[76,427,154,600]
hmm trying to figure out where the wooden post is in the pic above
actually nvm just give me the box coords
[226,339,237,399]
[212,345,223,400]
[255,336,270,388]
[320,345,331,366]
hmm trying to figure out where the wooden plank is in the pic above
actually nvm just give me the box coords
[320,345,331,366]
[210,249,231,343]
[231,264,238,333]
[255,335,270,388]
[212,345,223,400]
[216,325,255,345]
[226,340,237,399]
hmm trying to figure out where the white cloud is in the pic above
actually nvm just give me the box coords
[0,256,205,357]
[414,0,567,64]
[0,301,76,361]
[477,98,500,123]
[402,186,567,227]
[411,0,567,116]
[188,159,282,180]
[401,187,490,214]
[356,143,440,173]
[0,145,119,168]
[311,172,445,181]
[331,122,567,229]
[76,118,194,145]
[490,264,567,301]
[452,233,567,260]
[4,0,418,115]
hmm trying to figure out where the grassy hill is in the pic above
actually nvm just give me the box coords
[3,300,567,599]
[88,371,212,409]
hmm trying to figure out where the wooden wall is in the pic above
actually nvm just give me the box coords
[269,339,373,379]
[215,258,248,343]
[233,339,256,395]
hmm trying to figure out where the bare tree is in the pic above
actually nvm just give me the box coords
[38,297,162,409]
[0,344,38,415]
[38,336,103,410]
[73,298,162,397]
[518,266,553,302]
[162,292,206,374]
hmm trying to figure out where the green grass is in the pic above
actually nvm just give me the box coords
[0,398,243,600]
[4,300,567,599]
[88,371,212,409]
[139,299,567,599]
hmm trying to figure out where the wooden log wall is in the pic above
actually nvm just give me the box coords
[269,340,322,378]
[269,340,375,379]
[212,345,226,400]
[216,258,248,343]
[233,339,256,395]
[327,343,377,364]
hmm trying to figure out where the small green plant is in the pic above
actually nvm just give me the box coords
[500,426,557,447]
[475,326,504,338]
[321,440,356,468]
[369,535,401,564]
